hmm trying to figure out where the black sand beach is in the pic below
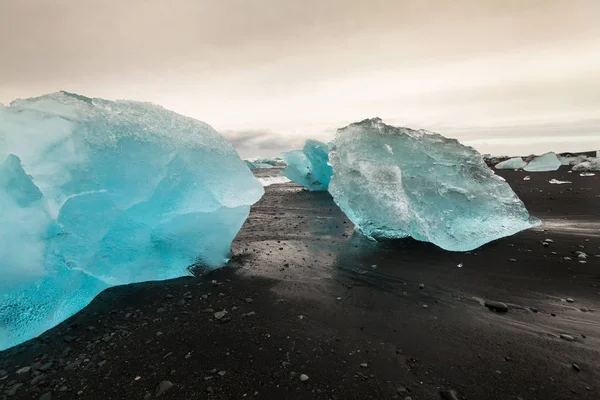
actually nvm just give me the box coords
[1,166,599,400]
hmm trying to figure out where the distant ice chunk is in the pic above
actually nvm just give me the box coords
[257,176,291,187]
[495,157,526,170]
[572,157,600,172]
[549,179,571,184]
[281,140,332,191]
[523,152,561,172]
[328,118,539,252]
[0,91,264,350]
[558,154,588,166]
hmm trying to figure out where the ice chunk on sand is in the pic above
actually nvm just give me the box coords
[281,139,332,191]
[328,118,539,251]
[580,172,595,177]
[257,176,291,187]
[572,157,600,172]
[0,91,264,350]
[549,179,571,184]
[523,152,561,172]
[558,154,588,166]
[494,157,526,170]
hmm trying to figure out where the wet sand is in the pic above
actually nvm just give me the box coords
[1,166,599,400]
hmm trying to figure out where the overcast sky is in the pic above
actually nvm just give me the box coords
[1,0,599,158]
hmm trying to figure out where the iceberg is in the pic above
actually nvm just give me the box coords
[494,157,526,170]
[281,139,332,191]
[572,157,600,172]
[558,154,588,166]
[0,92,264,350]
[523,152,561,172]
[328,118,539,251]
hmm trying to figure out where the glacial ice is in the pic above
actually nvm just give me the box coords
[0,91,264,350]
[494,157,526,170]
[549,179,571,184]
[328,118,539,251]
[558,154,588,166]
[523,152,561,172]
[281,139,332,191]
[572,157,600,172]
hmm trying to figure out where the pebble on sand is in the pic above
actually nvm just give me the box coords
[440,389,459,400]
[300,374,309,382]
[560,334,575,342]
[484,301,509,313]
[156,381,173,397]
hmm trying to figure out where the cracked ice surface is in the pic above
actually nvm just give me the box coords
[0,92,263,350]
[328,118,539,252]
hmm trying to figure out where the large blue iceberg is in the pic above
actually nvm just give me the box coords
[523,152,561,172]
[328,118,539,251]
[0,92,264,350]
[281,140,332,191]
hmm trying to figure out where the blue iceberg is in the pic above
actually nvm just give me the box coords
[281,140,332,191]
[328,118,539,251]
[523,152,561,172]
[0,92,264,350]
[494,157,526,170]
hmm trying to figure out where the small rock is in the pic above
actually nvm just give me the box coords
[360,363,368,368]
[572,363,581,372]
[7,383,23,396]
[16,366,31,375]
[156,380,173,397]
[530,307,538,313]
[580,307,588,312]
[419,284,424,289]
[243,311,256,317]
[218,370,226,377]
[509,258,517,262]
[560,334,575,342]
[39,393,52,400]
[299,374,309,382]
[440,389,459,400]
[244,298,253,303]
[484,301,509,313]
[566,298,574,303]
[544,238,553,243]
[214,310,228,320]
[578,253,587,259]
[422,304,428,309]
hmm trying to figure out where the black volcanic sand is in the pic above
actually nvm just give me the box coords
[1,167,599,400]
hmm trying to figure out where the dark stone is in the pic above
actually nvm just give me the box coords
[484,301,508,313]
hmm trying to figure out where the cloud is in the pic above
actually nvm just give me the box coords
[222,129,308,158]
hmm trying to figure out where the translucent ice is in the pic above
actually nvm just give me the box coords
[494,157,526,170]
[523,152,561,172]
[281,140,332,191]
[0,92,264,350]
[328,118,539,251]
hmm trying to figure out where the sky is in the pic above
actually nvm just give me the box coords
[1,0,599,158]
